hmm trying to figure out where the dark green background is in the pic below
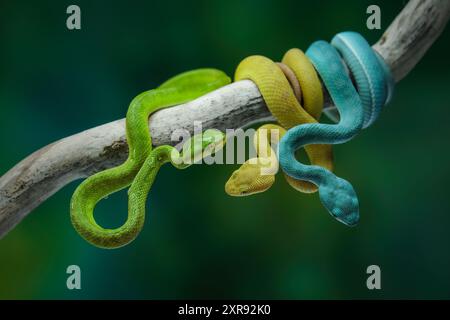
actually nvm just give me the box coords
[1,0,449,299]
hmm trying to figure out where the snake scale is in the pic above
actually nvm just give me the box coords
[70,31,394,248]
[71,69,230,248]
[225,51,333,196]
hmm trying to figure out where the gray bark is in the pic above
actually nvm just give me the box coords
[1,0,449,238]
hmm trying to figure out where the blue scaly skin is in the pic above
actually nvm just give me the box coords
[279,32,394,226]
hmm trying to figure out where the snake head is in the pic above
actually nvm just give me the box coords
[225,160,275,196]
[318,177,359,226]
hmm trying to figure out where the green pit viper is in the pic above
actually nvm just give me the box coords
[71,69,230,248]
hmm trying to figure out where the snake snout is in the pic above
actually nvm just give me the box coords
[224,175,240,196]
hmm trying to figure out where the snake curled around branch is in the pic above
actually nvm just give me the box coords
[279,31,395,226]
[224,50,333,197]
[70,31,394,249]
[70,69,230,249]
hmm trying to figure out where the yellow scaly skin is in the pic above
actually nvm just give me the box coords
[225,50,334,196]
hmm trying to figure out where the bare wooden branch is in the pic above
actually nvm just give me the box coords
[0,0,449,239]
[373,0,450,82]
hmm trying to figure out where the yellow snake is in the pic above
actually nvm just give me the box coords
[225,49,334,196]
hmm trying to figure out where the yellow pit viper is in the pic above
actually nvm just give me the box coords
[225,49,334,196]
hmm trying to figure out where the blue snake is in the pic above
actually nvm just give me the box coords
[279,31,394,226]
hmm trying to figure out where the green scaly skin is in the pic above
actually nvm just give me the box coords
[70,69,230,249]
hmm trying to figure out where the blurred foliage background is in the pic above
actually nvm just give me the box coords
[0,0,449,299]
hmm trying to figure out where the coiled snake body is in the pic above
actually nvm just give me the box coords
[71,31,394,248]
[279,32,394,226]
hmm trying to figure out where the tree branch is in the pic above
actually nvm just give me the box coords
[1,0,449,239]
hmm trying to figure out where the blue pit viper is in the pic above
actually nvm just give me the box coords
[279,31,395,226]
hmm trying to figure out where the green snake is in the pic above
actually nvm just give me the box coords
[71,31,394,248]
[279,32,394,226]
[71,69,230,248]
